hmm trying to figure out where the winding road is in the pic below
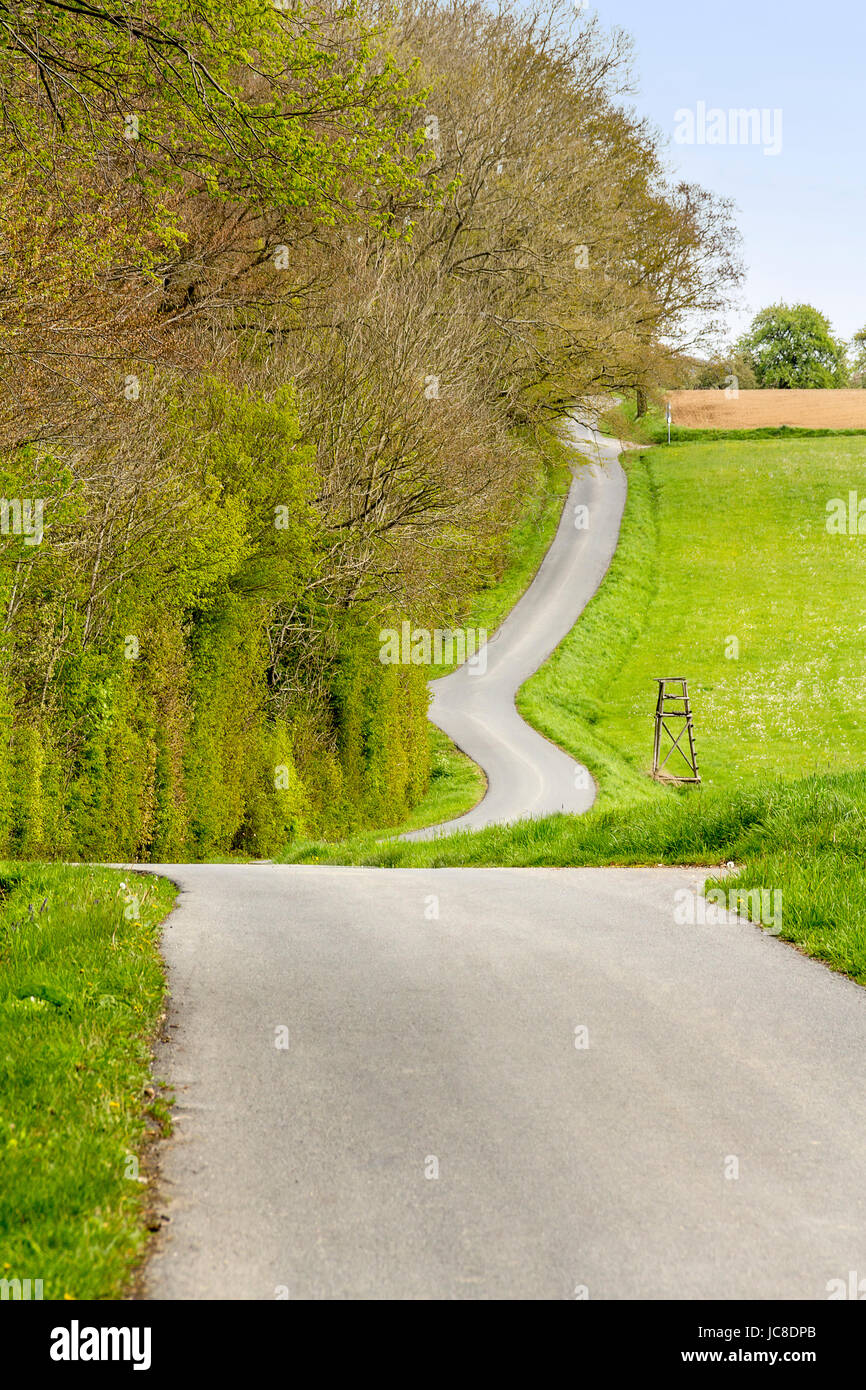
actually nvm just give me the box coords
[405,416,626,839]
[140,414,866,1302]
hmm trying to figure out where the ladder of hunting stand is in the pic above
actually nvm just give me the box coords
[652,678,700,784]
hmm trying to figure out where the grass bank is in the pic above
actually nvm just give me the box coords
[0,863,176,1299]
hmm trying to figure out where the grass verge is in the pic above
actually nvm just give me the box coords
[0,862,177,1299]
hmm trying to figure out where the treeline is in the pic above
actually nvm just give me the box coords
[0,0,739,858]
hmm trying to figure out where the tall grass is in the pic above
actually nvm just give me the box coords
[0,863,176,1298]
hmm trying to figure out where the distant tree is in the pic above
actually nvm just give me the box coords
[736,304,849,388]
[850,328,866,387]
[690,352,757,391]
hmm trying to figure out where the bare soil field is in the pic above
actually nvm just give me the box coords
[667,389,866,430]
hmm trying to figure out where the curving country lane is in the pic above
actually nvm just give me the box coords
[139,416,866,1305]
[403,415,627,841]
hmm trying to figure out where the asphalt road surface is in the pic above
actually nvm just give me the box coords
[144,863,866,1301]
[403,414,626,840]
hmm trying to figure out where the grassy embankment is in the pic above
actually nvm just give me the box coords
[0,863,176,1299]
[284,435,866,985]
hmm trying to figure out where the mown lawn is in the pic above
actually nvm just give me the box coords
[0,863,176,1299]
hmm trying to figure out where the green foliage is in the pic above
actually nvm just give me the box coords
[0,0,431,297]
[690,352,757,391]
[736,303,850,388]
[0,378,437,859]
[9,724,46,856]
[327,620,431,833]
[0,2,752,864]
[850,327,866,387]
[0,681,13,851]
[283,726,485,861]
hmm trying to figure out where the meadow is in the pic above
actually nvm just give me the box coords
[535,436,866,796]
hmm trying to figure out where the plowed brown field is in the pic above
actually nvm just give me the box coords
[666,390,866,430]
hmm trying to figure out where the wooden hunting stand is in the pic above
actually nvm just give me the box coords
[652,678,700,784]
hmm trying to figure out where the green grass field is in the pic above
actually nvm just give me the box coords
[568,437,866,793]
[0,863,176,1299]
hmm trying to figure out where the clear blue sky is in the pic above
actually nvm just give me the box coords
[592,0,865,348]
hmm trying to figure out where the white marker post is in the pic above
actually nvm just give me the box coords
[666,401,672,444]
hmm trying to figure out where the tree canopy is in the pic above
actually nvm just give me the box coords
[850,327,866,387]
[736,303,849,389]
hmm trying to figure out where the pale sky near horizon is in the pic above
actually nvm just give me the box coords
[587,0,865,351]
